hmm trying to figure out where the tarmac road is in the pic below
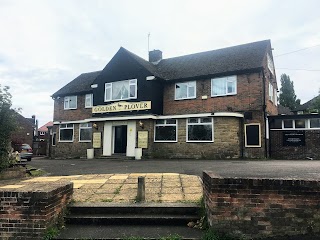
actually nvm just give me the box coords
[28,157,320,180]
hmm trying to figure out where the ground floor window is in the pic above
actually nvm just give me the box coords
[187,117,213,142]
[59,124,74,142]
[79,123,92,142]
[245,123,261,147]
[52,132,56,146]
[154,119,177,142]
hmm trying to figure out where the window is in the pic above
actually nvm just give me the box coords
[85,94,93,108]
[175,81,196,100]
[105,79,137,102]
[52,132,56,146]
[187,117,213,142]
[283,120,293,129]
[64,96,77,109]
[269,82,274,102]
[245,124,261,147]
[269,119,282,129]
[79,123,92,142]
[211,76,237,97]
[154,119,177,142]
[59,124,74,142]
[267,53,275,75]
[310,119,320,128]
[39,131,45,136]
[295,119,306,128]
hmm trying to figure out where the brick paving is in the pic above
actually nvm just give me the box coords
[0,173,203,203]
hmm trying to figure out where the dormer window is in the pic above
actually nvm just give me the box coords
[105,79,137,102]
[64,96,77,110]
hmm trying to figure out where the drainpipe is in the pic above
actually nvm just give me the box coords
[262,69,268,158]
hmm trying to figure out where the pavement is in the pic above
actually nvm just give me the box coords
[0,173,203,204]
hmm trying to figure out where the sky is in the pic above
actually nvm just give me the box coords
[0,0,319,127]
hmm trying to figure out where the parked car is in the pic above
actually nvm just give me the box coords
[14,143,33,161]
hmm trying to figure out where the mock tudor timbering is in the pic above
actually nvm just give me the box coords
[51,40,278,159]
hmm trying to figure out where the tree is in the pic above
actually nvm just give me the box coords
[279,74,301,110]
[310,89,320,113]
[0,85,17,170]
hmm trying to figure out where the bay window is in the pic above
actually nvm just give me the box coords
[187,117,213,142]
[59,124,74,142]
[154,119,177,142]
[79,123,92,142]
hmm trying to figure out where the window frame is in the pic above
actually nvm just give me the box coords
[154,119,178,143]
[174,81,196,100]
[39,131,46,136]
[85,94,93,108]
[211,75,237,97]
[104,79,137,102]
[245,123,261,148]
[79,123,92,142]
[186,117,214,143]
[269,82,274,102]
[59,124,74,142]
[270,118,320,130]
[64,96,77,110]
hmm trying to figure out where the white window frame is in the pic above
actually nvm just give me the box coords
[186,117,214,143]
[269,82,274,102]
[175,81,196,100]
[85,94,93,108]
[59,124,74,142]
[211,75,237,97]
[39,131,46,136]
[154,119,178,143]
[79,123,92,142]
[64,96,77,110]
[104,79,137,102]
[245,123,261,148]
[270,118,320,130]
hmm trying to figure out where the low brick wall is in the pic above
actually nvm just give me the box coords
[203,171,320,239]
[0,181,73,240]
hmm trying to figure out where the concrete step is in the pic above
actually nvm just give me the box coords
[66,213,198,225]
[68,202,200,215]
[56,224,203,240]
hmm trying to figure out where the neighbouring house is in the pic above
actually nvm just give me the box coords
[293,95,320,114]
[33,121,53,156]
[11,114,36,149]
[51,40,278,159]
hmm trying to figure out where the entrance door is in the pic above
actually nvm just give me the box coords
[114,125,127,153]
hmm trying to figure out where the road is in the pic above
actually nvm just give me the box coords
[28,157,320,180]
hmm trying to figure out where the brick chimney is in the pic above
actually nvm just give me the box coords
[149,49,162,64]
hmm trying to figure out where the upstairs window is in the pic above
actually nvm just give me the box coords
[39,131,46,136]
[85,94,93,108]
[175,81,196,100]
[154,119,177,142]
[105,79,137,102]
[79,123,92,142]
[187,117,213,142]
[64,96,77,110]
[59,124,74,142]
[269,82,274,102]
[211,76,237,97]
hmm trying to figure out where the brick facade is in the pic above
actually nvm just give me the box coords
[0,182,73,240]
[203,171,320,239]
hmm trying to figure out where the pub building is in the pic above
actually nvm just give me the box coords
[51,40,279,159]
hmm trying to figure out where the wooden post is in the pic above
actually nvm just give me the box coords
[137,176,145,202]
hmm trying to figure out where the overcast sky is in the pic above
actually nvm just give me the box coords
[0,0,319,127]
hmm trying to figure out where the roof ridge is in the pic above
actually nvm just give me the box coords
[161,39,270,61]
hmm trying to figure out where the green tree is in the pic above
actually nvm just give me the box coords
[0,85,17,170]
[279,74,301,110]
[310,90,320,113]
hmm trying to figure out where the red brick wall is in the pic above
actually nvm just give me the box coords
[163,73,264,115]
[0,182,73,240]
[270,130,320,159]
[203,171,320,239]
[11,115,34,147]
[53,94,92,121]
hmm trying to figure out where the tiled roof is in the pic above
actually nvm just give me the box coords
[157,40,270,80]
[38,121,53,132]
[295,95,320,111]
[52,71,101,97]
[277,105,293,115]
[53,40,270,96]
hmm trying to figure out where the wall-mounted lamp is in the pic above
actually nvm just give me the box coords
[93,123,98,129]
[139,120,144,129]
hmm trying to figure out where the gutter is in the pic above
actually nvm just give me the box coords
[262,68,268,158]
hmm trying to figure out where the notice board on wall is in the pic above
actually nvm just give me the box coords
[93,132,102,148]
[245,124,261,147]
[138,131,148,149]
[283,131,305,146]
